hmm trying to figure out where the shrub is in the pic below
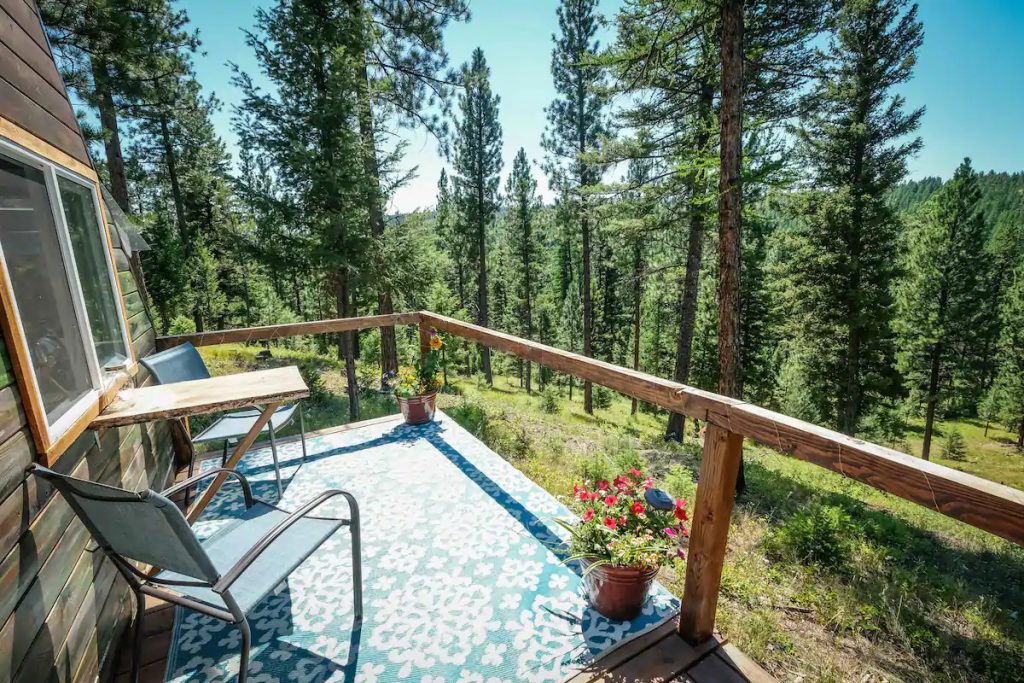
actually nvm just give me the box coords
[941,428,967,460]
[765,503,858,570]
[448,398,487,438]
[592,385,613,409]
[168,314,196,335]
[539,385,560,414]
[298,362,329,405]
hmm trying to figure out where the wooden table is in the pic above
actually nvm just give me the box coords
[91,366,309,522]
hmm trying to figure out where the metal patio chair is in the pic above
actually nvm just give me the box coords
[141,342,307,501]
[28,463,362,683]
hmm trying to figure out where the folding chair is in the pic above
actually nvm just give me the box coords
[28,464,362,683]
[140,342,307,501]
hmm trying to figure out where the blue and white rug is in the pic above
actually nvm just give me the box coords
[166,412,679,682]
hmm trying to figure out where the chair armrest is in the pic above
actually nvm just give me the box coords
[161,468,255,508]
[213,489,358,593]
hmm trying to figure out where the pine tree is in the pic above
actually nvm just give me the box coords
[543,0,608,414]
[783,0,923,435]
[992,265,1024,450]
[233,0,371,420]
[41,0,199,211]
[452,48,502,385]
[435,170,468,310]
[349,0,469,383]
[897,160,993,458]
[505,149,541,393]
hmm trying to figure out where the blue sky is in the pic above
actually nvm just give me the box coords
[180,0,1024,213]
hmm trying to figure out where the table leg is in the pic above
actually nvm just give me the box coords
[186,402,281,523]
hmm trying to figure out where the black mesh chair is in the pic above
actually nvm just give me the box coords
[140,342,307,502]
[28,464,362,683]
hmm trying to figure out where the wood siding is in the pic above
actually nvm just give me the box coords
[0,0,92,168]
[0,243,172,683]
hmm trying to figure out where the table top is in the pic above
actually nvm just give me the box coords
[90,366,309,429]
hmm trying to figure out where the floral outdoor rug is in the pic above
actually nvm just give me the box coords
[165,411,679,683]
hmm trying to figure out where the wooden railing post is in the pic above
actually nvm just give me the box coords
[678,423,744,643]
[418,319,431,368]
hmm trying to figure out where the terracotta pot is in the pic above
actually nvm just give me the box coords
[583,561,659,621]
[396,391,437,425]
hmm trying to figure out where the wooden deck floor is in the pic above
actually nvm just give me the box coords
[110,421,775,683]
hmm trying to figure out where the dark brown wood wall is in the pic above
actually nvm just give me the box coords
[0,0,92,168]
[0,240,171,683]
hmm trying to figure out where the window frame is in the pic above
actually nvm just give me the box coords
[0,135,136,461]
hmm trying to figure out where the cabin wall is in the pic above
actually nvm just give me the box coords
[0,238,173,683]
[0,3,175,679]
[0,0,92,168]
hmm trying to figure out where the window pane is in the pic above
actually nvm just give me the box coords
[57,176,128,369]
[0,153,92,424]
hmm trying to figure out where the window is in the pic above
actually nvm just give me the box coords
[0,140,132,455]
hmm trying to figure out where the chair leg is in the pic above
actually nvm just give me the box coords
[130,588,145,683]
[350,502,363,619]
[299,402,308,462]
[221,439,229,467]
[183,437,198,509]
[268,418,283,497]
[237,618,252,683]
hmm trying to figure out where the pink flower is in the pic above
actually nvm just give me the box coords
[597,480,609,491]
[583,509,595,522]
[603,517,617,530]
[643,477,653,490]
[619,516,626,527]
[631,502,645,515]
[577,489,589,501]
[629,467,643,478]
[663,527,677,538]
[589,492,600,501]
[604,495,618,507]
[676,548,687,560]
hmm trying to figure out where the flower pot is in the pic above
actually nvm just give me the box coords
[396,391,437,425]
[583,561,659,621]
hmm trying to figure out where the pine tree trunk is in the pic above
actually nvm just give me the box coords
[336,270,360,421]
[921,343,942,460]
[718,0,745,490]
[582,211,593,413]
[354,55,399,384]
[666,85,713,439]
[631,242,642,416]
[92,60,130,212]
[478,208,493,385]
[160,114,189,247]
[524,223,534,395]
[1018,413,1024,451]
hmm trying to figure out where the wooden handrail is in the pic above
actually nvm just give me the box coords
[154,312,421,350]
[154,310,1024,645]
[419,312,1024,547]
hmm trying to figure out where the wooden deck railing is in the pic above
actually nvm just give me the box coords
[157,311,1024,644]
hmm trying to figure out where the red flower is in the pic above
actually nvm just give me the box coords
[603,517,617,530]
[643,477,653,490]
[674,506,689,521]
[629,467,643,478]
[589,492,600,501]
[631,501,645,515]
[583,509,595,522]
[619,516,626,527]
[604,495,618,507]
[577,489,589,501]
[597,480,610,491]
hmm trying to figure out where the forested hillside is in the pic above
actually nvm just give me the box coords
[38,0,1024,459]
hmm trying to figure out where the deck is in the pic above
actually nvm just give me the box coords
[111,414,774,683]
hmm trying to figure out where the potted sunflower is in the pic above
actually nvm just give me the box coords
[558,468,689,620]
[385,328,445,425]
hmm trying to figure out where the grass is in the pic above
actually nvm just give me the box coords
[902,417,1024,490]
[199,347,1024,682]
